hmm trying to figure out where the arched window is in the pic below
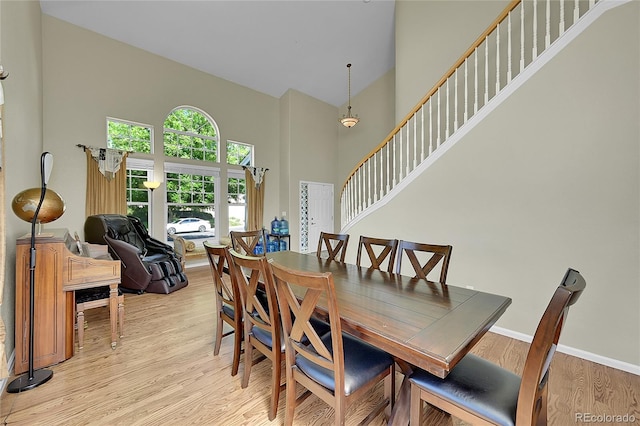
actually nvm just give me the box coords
[163,107,219,161]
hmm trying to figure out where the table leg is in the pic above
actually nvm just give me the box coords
[388,360,414,426]
[109,282,118,349]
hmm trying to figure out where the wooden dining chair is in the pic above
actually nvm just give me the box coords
[395,240,453,283]
[356,236,399,273]
[316,232,350,263]
[271,261,395,426]
[228,249,284,421]
[230,229,266,256]
[204,241,244,376]
[409,268,586,426]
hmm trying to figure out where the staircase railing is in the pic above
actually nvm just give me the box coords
[341,0,607,228]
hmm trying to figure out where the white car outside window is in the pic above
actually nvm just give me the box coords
[167,218,211,235]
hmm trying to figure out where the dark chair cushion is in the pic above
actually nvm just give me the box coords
[409,354,521,426]
[76,286,122,303]
[296,332,393,396]
[252,325,286,352]
[222,304,235,320]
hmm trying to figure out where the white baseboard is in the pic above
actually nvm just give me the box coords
[491,326,640,376]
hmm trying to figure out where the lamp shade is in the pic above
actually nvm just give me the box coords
[12,188,66,224]
[143,181,161,190]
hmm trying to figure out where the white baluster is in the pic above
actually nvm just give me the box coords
[507,12,512,83]
[437,89,442,148]
[386,142,390,193]
[484,40,489,104]
[559,0,565,34]
[420,106,425,161]
[533,0,538,59]
[474,48,479,113]
[399,126,403,179]
[372,152,377,203]
[406,124,410,176]
[545,0,551,48]
[520,1,525,72]
[496,23,501,94]
[574,0,580,22]
[367,160,371,207]
[454,69,459,131]
[589,0,595,9]
[446,79,450,139]
[429,99,434,154]
[392,134,397,187]
[413,113,418,169]
[464,59,469,122]
[380,148,384,200]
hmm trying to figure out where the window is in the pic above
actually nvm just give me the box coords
[107,118,152,153]
[124,159,154,229]
[164,107,218,161]
[228,171,246,232]
[165,163,218,241]
[227,140,253,166]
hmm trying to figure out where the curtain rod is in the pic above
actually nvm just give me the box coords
[76,144,132,153]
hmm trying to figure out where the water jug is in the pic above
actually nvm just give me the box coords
[267,240,278,253]
[279,217,289,235]
[270,217,280,235]
[279,239,287,251]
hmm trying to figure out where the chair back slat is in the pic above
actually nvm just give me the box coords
[317,232,350,263]
[396,240,453,283]
[204,242,238,306]
[271,262,344,389]
[356,236,399,273]
[231,229,266,256]
[516,268,586,425]
[229,249,280,338]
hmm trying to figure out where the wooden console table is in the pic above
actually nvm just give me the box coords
[14,229,121,374]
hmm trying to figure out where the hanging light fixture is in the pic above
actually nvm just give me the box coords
[340,63,359,128]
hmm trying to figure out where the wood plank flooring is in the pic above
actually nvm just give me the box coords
[2,265,639,425]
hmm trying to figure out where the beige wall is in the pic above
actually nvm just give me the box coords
[346,2,640,366]
[395,0,509,122]
[1,0,44,362]
[41,15,281,241]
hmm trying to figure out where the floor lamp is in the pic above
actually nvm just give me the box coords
[7,152,60,392]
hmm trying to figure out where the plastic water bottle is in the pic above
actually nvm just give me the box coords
[279,239,287,251]
[270,217,280,235]
[279,216,289,235]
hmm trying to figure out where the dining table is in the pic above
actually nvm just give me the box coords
[266,250,512,426]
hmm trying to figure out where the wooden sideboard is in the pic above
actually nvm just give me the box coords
[15,228,121,374]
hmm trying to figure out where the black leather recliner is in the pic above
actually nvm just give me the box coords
[84,214,188,294]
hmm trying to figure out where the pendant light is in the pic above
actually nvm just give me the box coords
[340,63,359,128]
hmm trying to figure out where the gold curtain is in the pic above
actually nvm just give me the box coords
[0,97,8,379]
[85,150,128,217]
[245,168,266,231]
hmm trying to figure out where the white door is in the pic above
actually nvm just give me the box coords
[305,182,334,253]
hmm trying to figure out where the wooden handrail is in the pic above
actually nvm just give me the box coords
[341,0,521,194]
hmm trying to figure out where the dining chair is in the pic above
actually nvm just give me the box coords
[230,229,267,256]
[316,232,350,263]
[356,236,399,273]
[204,241,244,376]
[228,249,283,421]
[75,287,124,350]
[409,268,586,426]
[395,240,453,283]
[271,261,396,426]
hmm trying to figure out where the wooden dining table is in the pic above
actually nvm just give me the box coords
[266,250,512,426]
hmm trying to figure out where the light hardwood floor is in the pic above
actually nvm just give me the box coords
[2,265,639,425]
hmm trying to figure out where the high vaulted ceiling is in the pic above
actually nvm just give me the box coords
[40,0,396,108]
